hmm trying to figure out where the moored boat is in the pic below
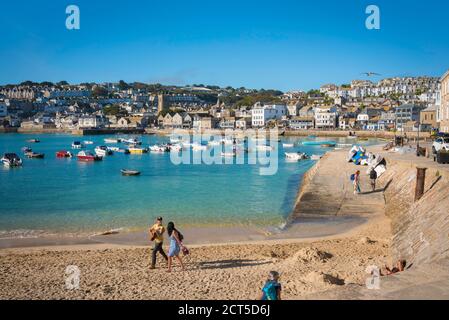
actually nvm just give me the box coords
[283,143,294,148]
[25,152,45,159]
[21,147,32,153]
[129,147,148,154]
[149,145,168,153]
[77,151,102,162]
[56,150,73,158]
[84,140,94,145]
[121,169,141,176]
[104,138,121,144]
[95,146,113,157]
[1,153,23,167]
[285,152,309,161]
[72,141,84,149]
[26,139,40,143]
[122,138,141,145]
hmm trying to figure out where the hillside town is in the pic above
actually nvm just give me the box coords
[1,72,448,134]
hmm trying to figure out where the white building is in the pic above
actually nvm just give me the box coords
[314,107,337,129]
[251,104,287,127]
[78,115,108,129]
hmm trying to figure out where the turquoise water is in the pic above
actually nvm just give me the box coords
[0,134,379,236]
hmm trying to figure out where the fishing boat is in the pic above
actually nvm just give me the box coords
[285,152,309,161]
[129,147,148,154]
[84,141,94,145]
[25,152,45,159]
[56,150,73,158]
[1,153,23,167]
[77,151,102,162]
[104,138,121,144]
[121,169,141,176]
[26,139,40,143]
[95,146,113,157]
[72,141,84,149]
[283,143,294,148]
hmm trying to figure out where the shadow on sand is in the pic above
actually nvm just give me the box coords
[198,259,271,270]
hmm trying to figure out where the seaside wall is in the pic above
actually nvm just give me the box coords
[284,130,431,140]
[380,160,449,266]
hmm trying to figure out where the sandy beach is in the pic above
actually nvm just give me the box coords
[0,145,396,300]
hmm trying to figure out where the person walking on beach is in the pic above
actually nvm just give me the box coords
[353,170,361,195]
[149,217,168,270]
[260,271,282,300]
[167,222,186,273]
[369,168,378,192]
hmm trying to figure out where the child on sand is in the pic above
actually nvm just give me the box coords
[260,271,282,300]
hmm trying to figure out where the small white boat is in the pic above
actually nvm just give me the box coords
[72,141,84,149]
[1,153,23,167]
[221,152,236,157]
[121,169,141,176]
[192,144,207,151]
[104,138,120,144]
[169,144,182,152]
[256,145,274,151]
[170,137,182,144]
[285,152,309,161]
[283,143,294,148]
[122,138,141,145]
[149,145,167,153]
[208,141,221,146]
[84,141,94,145]
[108,147,120,152]
[95,146,113,157]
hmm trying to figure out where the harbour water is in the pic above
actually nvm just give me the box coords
[0,133,380,238]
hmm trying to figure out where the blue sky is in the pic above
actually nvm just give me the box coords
[0,0,448,91]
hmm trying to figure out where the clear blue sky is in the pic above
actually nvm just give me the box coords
[0,0,448,91]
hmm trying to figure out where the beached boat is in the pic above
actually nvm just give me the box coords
[95,146,113,157]
[129,147,148,154]
[1,153,23,167]
[121,169,141,176]
[26,139,40,143]
[72,141,84,149]
[77,151,102,162]
[25,152,45,159]
[56,150,73,158]
[83,141,94,145]
[283,143,294,148]
[311,154,322,161]
[285,152,309,161]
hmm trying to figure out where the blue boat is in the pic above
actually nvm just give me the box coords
[302,141,337,146]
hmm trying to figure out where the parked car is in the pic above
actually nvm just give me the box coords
[432,137,449,153]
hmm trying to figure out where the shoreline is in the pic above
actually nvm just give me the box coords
[0,144,384,251]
